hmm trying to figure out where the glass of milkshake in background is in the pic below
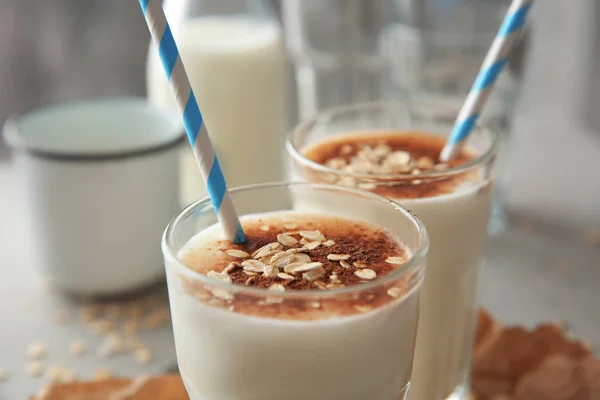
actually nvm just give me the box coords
[162,182,428,400]
[287,102,499,400]
[146,0,287,205]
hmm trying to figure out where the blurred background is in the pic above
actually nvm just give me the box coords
[1,1,598,228]
[0,0,599,398]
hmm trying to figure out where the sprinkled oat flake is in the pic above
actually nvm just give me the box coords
[241,259,267,273]
[269,284,286,292]
[385,256,406,265]
[226,249,250,259]
[207,270,232,284]
[327,254,350,261]
[292,262,324,273]
[277,272,295,280]
[302,267,325,282]
[277,233,298,246]
[299,230,326,242]
[354,269,377,280]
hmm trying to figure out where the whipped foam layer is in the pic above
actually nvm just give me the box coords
[177,212,418,320]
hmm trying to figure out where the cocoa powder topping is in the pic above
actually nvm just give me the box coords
[301,131,485,199]
[188,215,407,291]
[178,213,420,320]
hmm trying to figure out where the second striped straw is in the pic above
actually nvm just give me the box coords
[139,0,246,243]
[440,0,533,162]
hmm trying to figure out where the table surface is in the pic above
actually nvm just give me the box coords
[2,1,600,398]
[1,162,599,400]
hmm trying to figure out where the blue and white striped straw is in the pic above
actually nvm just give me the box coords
[139,0,246,243]
[440,0,533,162]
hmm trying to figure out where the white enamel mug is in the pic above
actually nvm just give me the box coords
[3,98,185,296]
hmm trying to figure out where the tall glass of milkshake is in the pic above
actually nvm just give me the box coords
[287,102,499,400]
[162,182,428,400]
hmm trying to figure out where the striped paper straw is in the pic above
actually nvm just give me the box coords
[440,0,533,162]
[139,0,246,243]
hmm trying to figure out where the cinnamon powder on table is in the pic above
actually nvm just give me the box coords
[472,309,599,400]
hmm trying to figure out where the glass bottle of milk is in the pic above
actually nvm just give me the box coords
[146,0,287,206]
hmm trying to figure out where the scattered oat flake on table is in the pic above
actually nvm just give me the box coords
[122,319,141,336]
[144,307,170,329]
[135,348,152,365]
[69,340,87,357]
[92,368,113,381]
[97,333,127,357]
[26,361,44,377]
[59,369,77,383]
[46,364,64,381]
[26,341,48,359]
[0,368,7,382]
[89,319,115,335]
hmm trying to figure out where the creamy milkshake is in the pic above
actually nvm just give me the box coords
[287,103,498,400]
[146,17,286,205]
[162,183,428,400]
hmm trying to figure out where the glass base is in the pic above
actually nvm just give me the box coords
[183,371,411,400]
[444,379,474,400]
[489,201,508,236]
[444,381,471,400]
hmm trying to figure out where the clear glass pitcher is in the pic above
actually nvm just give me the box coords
[146,0,287,206]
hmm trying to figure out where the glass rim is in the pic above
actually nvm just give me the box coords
[286,100,500,182]
[162,181,429,300]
